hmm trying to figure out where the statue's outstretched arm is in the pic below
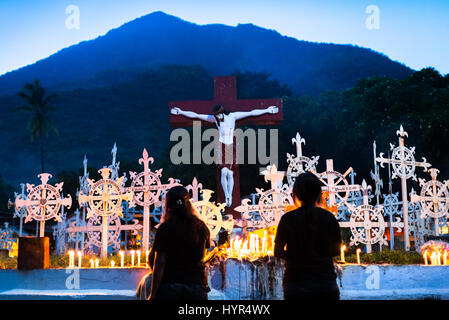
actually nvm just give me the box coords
[171,107,215,122]
[233,106,279,121]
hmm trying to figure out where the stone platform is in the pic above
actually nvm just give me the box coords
[0,261,448,300]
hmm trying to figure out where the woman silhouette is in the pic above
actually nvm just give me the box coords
[148,186,211,300]
[274,172,342,300]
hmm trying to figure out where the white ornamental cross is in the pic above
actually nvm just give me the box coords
[286,132,320,186]
[66,209,86,251]
[15,173,72,238]
[235,164,293,229]
[192,189,232,240]
[67,214,142,254]
[336,170,370,221]
[78,168,133,257]
[128,148,181,253]
[340,180,404,253]
[375,125,431,250]
[370,141,384,205]
[408,190,433,248]
[0,223,16,252]
[410,168,449,234]
[312,159,361,213]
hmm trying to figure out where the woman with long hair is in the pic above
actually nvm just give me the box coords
[148,186,211,300]
[274,172,342,300]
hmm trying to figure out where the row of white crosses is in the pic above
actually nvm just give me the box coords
[284,132,403,253]
[235,164,293,230]
[0,223,16,251]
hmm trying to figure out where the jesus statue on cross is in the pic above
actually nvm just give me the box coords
[171,104,279,207]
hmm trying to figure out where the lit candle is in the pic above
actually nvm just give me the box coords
[146,250,150,267]
[77,251,82,268]
[68,250,74,268]
[90,259,94,268]
[423,250,428,265]
[95,258,99,268]
[137,251,141,267]
[444,251,448,265]
[356,248,361,265]
[340,245,346,263]
[131,250,135,267]
[111,260,115,268]
[431,252,436,266]
[120,251,124,268]
[437,252,441,265]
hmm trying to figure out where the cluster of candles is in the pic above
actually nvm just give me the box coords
[340,245,363,265]
[227,230,275,260]
[67,250,151,268]
[423,250,448,266]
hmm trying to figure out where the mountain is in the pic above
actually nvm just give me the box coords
[0,11,413,96]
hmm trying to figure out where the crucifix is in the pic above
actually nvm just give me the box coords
[376,125,431,250]
[128,148,181,253]
[15,173,72,238]
[169,76,283,217]
[78,168,133,258]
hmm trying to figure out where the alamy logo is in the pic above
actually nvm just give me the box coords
[65,268,80,290]
[365,5,380,30]
[65,5,80,30]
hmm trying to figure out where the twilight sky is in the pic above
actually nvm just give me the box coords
[0,0,448,76]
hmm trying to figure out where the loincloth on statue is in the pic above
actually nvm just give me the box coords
[217,142,237,171]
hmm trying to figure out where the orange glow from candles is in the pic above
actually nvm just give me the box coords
[226,226,277,261]
[421,241,449,266]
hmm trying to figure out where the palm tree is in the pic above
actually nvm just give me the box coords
[15,79,58,173]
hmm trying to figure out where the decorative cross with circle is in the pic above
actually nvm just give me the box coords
[235,164,293,229]
[340,180,404,253]
[128,148,181,253]
[192,189,232,240]
[15,173,72,238]
[78,168,133,257]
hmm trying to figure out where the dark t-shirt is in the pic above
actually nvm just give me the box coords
[275,206,342,282]
[152,217,211,286]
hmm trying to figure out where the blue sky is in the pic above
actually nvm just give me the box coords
[0,0,448,76]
